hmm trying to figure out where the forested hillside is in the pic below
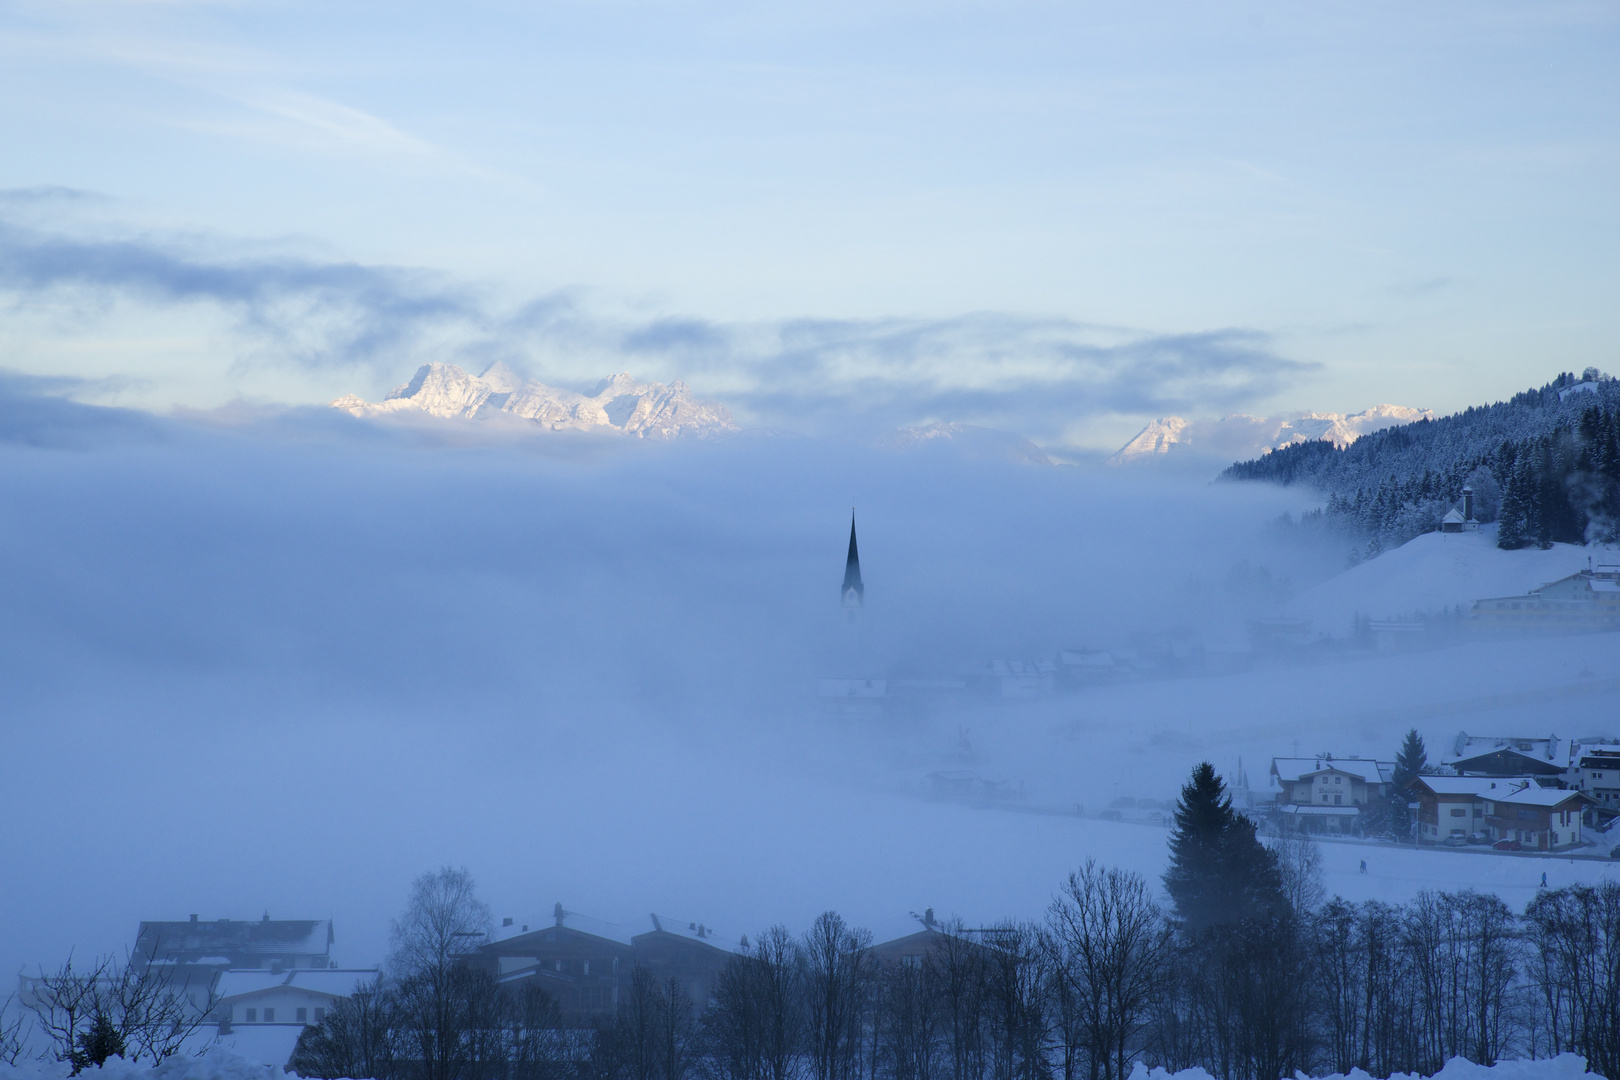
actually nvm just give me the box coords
[1223,371,1620,551]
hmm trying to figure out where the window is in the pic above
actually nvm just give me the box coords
[1334,776,1342,784]
[314,1008,326,1022]
[296,1008,307,1023]
[1450,808,1467,817]
[1518,810,1536,820]
[244,1009,257,1023]
[1335,795,1342,805]
[583,960,590,975]
[264,1008,275,1023]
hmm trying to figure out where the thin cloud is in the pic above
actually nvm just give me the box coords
[0,211,1315,440]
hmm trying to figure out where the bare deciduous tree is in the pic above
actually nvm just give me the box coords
[24,946,217,1073]
[1047,862,1167,1080]
[800,912,873,1080]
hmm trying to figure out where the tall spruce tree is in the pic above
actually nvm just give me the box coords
[1393,729,1428,787]
[1497,459,1528,549]
[1388,729,1429,840]
[1162,762,1288,930]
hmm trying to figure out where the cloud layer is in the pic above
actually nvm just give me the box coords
[0,194,1314,444]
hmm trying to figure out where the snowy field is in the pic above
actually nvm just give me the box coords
[0,1048,1600,1080]
[1283,526,1607,632]
[2,397,1618,983]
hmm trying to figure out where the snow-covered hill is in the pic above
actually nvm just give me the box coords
[1111,405,1432,465]
[1282,526,1601,634]
[332,362,737,439]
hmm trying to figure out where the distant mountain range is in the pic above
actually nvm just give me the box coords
[331,362,737,439]
[1110,404,1434,465]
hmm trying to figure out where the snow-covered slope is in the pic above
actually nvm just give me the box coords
[1111,405,1432,465]
[1128,1054,1594,1080]
[332,362,736,439]
[1282,526,1600,633]
[884,423,1053,466]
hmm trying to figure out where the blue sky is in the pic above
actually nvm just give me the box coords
[0,0,1616,449]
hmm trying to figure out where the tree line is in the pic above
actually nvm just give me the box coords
[293,765,1620,1080]
[1222,370,1620,553]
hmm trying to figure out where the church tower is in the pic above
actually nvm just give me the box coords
[841,511,865,610]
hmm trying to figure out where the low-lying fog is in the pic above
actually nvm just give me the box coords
[3,389,1618,982]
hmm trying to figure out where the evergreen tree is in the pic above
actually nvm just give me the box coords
[73,1015,125,1072]
[1498,460,1528,549]
[1163,762,1287,930]
[1387,729,1428,841]
[1393,729,1428,787]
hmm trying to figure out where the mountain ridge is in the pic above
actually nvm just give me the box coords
[1111,404,1433,465]
[332,362,737,439]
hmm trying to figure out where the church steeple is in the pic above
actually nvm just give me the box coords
[841,511,864,609]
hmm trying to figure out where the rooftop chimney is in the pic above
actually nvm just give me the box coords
[924,907,935,928]
[190,914,199,923]
[554,902,565,927]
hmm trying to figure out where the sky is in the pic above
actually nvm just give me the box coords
[0,1,1617,450]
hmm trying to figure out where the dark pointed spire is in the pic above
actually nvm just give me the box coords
[842,511,864,608]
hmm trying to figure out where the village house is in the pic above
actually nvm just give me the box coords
[1566,741,1620,813]
[1481,783,1593,851]
[475,905,634,1022]
[1268,756,1397,835]
[122,914,336,1006]
[630,915,747,1009]
[1472,564,1620,632]
[1408,775,1539,844]
[475,905,751,1022]
[214,967,376,1029]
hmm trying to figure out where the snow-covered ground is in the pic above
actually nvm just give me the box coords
[0,1045,1598,1080]
[1283,526,1606,633]
[1127,1054,1595,1080]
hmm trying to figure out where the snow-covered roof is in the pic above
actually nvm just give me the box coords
[1442,508,1466,524]
[1572,742,1620,764]
[1280,804,1361,816]
[1445,732,1562,765]
[1059,650,1113,668]
[489,909,635,947]
[642,914,748,955]
[1411,775,1539,796]
[214,971,288,1000]
[1486,785,1589,809]
[286,969,378,996]
[1269,757,1393,784]
[135,918,333,962]
[215,968,378,1003]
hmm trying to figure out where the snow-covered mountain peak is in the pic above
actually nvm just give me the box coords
[477,361,524,393]
[1110,403,1433,466]
[590,372,644,398]
[335,363,736,439]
